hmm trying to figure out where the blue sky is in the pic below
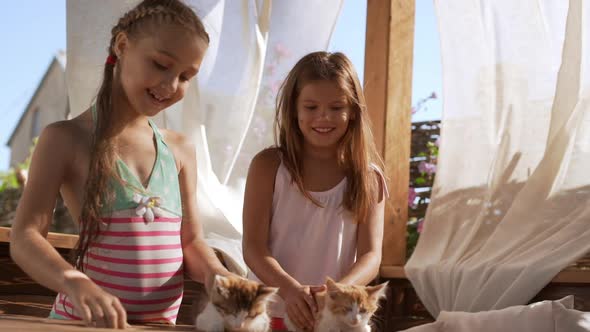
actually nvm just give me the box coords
[0,1,67,171]
[0,0,441,171]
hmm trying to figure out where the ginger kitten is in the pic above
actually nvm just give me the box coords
[285,277,388,332]
[195,275,277,332]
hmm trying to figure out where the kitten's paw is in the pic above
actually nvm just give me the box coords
[244,314,272,332]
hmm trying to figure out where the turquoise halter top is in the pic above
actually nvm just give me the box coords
[91,105,182,217]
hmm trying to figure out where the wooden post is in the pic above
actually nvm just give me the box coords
[364,0,415,267]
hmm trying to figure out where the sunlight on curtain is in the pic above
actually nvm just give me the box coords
[406,0,590,317]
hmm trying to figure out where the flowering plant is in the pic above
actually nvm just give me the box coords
[406,92,438,258]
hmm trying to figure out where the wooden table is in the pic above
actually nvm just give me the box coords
[0,314,288,332]
[0,314,195,331]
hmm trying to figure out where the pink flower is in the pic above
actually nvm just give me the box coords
[266,63,276,76]
[418,161,437,175]
[408,187,417,208]
[412,92,438,115]
[434,137,441,147]
[274,43,291,58]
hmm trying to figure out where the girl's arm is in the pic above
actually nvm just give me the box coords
[242,149,297,289]
[10,123,126,328]
[242,149,319,330]
[173,134,231,287]
[339,173,385,285]
[10,123,73,295]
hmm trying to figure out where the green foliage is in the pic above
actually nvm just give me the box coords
[414,177,427,185]
[0,137,38,193]
[0,171,18,192]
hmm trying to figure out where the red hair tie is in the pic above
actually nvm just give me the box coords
[106,55,117,65]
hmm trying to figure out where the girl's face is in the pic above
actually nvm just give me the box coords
[115,24,207,116]
[296,80,354,152]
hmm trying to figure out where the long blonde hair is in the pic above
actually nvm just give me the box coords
[274,51,384,223]
[73,0,209,270]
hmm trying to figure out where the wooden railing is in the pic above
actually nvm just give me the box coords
[0,226,205,325]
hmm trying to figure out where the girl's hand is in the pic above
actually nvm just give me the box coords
[63,270,127,329]
[280,283,325,330]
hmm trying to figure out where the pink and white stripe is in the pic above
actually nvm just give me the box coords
[51,209,184,324]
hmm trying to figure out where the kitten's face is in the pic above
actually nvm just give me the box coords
[209,275,276,331]
[325,278,388,328]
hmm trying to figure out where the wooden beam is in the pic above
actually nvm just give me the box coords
[380,265,590,284]
[0,226,78,249]
[0,315,195,331]
[364,0,415,267]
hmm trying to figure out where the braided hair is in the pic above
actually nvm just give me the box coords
[73,0,209,270]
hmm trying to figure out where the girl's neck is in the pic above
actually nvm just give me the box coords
[300,143,346,192]
[302,144,342,171]
[302,143,338,162]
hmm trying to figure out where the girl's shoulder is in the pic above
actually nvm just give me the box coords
[159,128,191,150]
[244,148,282,207]
[250,147,282,173]
[246,147,282,186]
[158,128,194,171]
[368,163,388,203]
[29,111,94,178]
[40,110,94,151]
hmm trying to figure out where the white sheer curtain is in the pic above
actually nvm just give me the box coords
[66,0,343,275]
[406,0,590,317]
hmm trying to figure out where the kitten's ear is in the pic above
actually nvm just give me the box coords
[366,281,388,300]
[256,285,278,302]
[326,277,341,300]
[205,274,217,294]
[207,274,221,291]
[326,277,339,292]
[210,275,230,298]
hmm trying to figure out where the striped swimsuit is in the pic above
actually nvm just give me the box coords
[50,109,184,324]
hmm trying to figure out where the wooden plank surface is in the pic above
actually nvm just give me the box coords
[0,314,289,332]
[365,0,415,267]
[0,226,78,249]
[0,226,11,242]
[551,270,590,284]
[0,314,195,332]
[380,265,590,284]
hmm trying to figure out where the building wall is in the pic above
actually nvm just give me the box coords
[9,63,68,167]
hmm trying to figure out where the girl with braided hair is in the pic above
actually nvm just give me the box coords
[10,0,233,328]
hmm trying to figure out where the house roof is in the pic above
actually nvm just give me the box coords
[6,52,66,146]
[55,50,66,69]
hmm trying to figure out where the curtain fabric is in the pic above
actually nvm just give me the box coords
[406,0,590,317]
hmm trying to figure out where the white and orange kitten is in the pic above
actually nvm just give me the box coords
[195,275,277,332]
[285,277,388,332]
